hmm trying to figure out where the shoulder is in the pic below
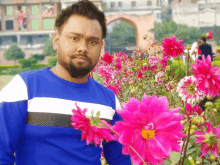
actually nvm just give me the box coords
[90,79,120,110]
[90,79,115,96]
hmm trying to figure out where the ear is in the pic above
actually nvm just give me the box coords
[53,31,60,51]
[101,39,104,48]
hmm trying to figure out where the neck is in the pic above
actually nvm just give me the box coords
[50,65,88,84]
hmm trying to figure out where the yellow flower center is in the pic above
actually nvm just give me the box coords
[187,84,196,94]
[141,129,155,140]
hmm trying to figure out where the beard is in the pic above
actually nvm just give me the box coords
[58,55,95,78]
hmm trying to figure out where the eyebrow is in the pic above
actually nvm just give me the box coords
[68,32,100,40]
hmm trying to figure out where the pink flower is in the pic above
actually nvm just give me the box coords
[207,31,213,40]
[155,71,164,84]
[190,55,220,97]
[137,70,144,79]
[176,76,205,104]
[195,121,220,157]
[112,94,186,165]
[147,65,158,73]
[166,83,173,91]
[115,63,122,70]
[101,52,114,64]
[71,102,113,146]
[160,57,169,68]
[162,36,185,58]
[107,85,120,96]
[141,66,147,71]
[149,56,160,66]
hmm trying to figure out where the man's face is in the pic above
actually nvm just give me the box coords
[53,15,104,78]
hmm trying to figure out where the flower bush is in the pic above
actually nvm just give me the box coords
[71,36,220,165]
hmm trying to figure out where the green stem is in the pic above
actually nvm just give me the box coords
[99,120,147,165]
[181,120,192,165]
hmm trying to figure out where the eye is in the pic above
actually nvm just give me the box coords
[90,40,97,45]
[72,37,79,41]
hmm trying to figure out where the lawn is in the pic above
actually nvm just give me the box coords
[0,75,14,91]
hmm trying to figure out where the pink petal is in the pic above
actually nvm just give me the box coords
[155,121,180,131]
[146,139,165,160]
[201,144,209,156]
[210,143,219,157]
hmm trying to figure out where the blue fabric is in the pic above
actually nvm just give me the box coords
[0,67,131,165]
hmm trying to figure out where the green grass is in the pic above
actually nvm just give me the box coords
[0,75,14,91]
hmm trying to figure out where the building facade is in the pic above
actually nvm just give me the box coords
[0,0,62,64]
[172,0,220,29]
[102,0,164,23]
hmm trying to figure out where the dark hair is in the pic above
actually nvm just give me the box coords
[55,0,107,39]
[200,36,206,42]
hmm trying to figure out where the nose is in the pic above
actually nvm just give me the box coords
[77,40,88,55]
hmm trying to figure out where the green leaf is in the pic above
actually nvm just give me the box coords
[138,85,143,89]
[160,91,166,96]
[169,152,181,165]
[96,111,100,118]
[167,60,173,65]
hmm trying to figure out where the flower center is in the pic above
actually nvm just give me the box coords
[202,132,217,147]
[187,84,196,94]
[141,130,155,140]
[141,123,155,140]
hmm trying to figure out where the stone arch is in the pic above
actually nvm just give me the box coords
[105,13,154,52]
[106,16,138,46]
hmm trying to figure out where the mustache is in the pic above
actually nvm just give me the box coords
[71,54,89,59]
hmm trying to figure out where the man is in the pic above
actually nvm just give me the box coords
[198,36,213,61]
[0,1,132,165]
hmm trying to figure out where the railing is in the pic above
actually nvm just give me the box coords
[0,44,45,50]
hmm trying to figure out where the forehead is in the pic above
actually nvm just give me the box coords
[62,15,102,38]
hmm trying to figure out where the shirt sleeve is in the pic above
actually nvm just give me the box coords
[198,48,201,54]
[102,95,132,165]
[0,75,28,165]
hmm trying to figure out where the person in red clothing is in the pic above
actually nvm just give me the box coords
[197,40,202,58]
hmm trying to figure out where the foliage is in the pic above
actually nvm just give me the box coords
[212,25,220,45]
[18,59,36,68]
[44,38,56,56]
[47,56,57,67]
[151,19,201,45]
[30,54,45,62]
[3,43,25,64]
[2,67,32,75]
[105,21,136,47]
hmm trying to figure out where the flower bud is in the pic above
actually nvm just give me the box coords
[191,125,198,130]
[190,129,195,136]
[195,161,200,165]
[191,117,197,125]
[192,117,205,127]
[165,66,171,71]
[205,101,213,107]
[129,80,134,85]
[131,88,136,94]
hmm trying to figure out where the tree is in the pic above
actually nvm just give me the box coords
[150,19,201,45]
[4,43,25,65]
[212,25,220,45]
[29,54,45,63]
[44,38,56,56]
[106,21,136,47]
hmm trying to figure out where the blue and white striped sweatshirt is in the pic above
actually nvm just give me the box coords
[0,67,132,165]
